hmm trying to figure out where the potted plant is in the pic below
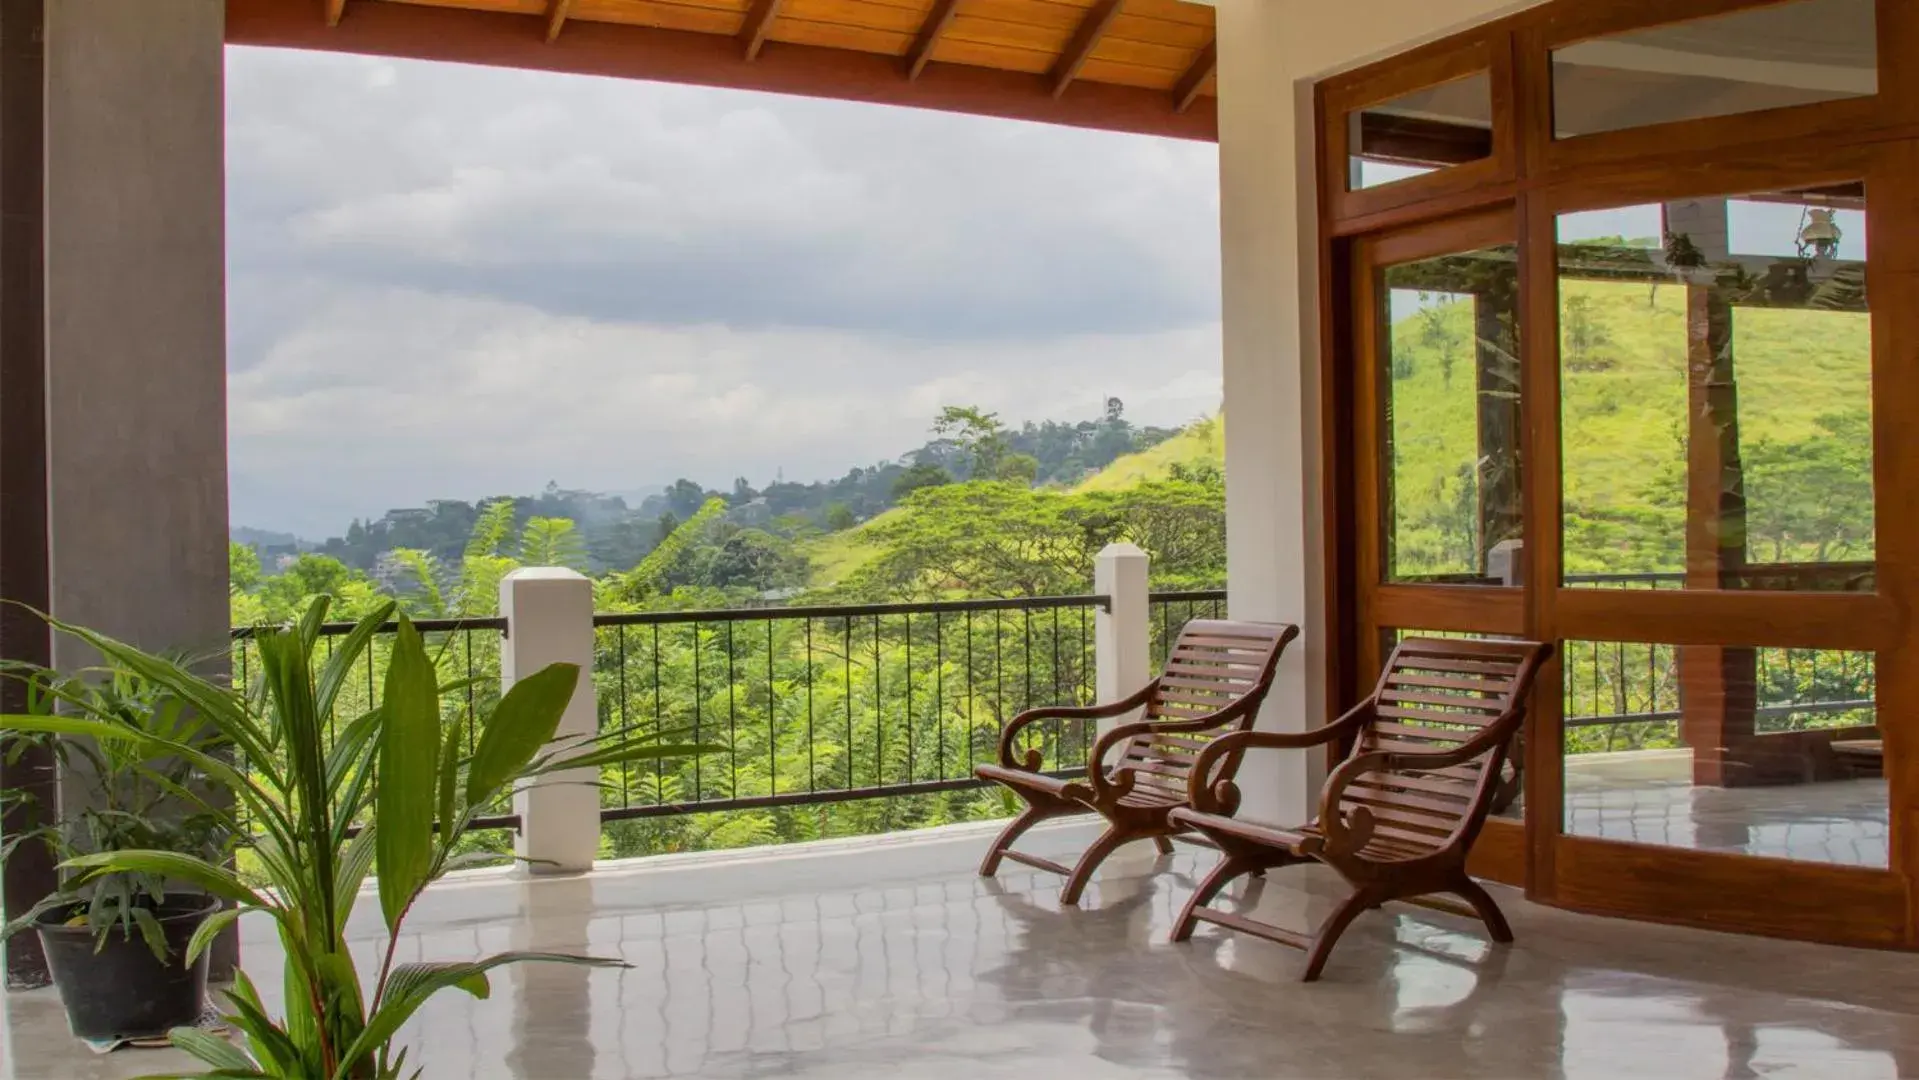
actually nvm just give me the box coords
[1,597,710,1078]
[0,664,234,1044]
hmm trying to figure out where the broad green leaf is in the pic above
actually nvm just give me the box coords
[167,1026,259,1072]
[465,663,580,805]
[61,851,268,909]
[336,824,378,917]
[126,906,170,962]
[376,618,440,933]
[435,715,464,856]
[185,906,241,967]
[339,952,625,1075]
[530,742,723,777]
[313,602,396,724]
[221,971,301,1076]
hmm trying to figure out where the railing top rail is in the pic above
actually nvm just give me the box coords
[590,593,1113,627]
[230,615,509,640]
[1148,589,1228,601]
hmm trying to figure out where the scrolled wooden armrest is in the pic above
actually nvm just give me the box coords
[995,681,1159,771]
[1184,703,1376,812]
[1315,716,1522,853]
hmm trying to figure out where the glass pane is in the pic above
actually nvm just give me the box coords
[1552,0,1877,140]
[1379,246,1521,584]
[1348,71,1492,190]
[1563,640,1885,867]
[1557,185,1874,591]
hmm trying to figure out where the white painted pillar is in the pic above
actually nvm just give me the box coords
[501,568,600,874]
[1216,0,1327,824]
[1094,543,1152,742]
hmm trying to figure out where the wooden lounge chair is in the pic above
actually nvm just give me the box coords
[1167,636,1551,981]
[975,619,1300,906]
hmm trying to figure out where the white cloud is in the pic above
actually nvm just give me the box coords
[224,47,1222,537]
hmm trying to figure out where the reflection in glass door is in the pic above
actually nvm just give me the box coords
[1552,184,1887,870]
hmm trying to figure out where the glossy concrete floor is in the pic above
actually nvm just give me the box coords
[5,819,1918,1079]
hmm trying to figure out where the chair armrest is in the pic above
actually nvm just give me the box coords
[1186,703,1376,813]
[995,681,1159,771]
[1315,716,1522,853]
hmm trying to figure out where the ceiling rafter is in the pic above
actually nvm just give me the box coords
[544,0,572,43]
[741,0,784,62]
[1172,39,1215,114]
[905,0,962,82]
[1050,0,1123,100]
[324,0,347,27]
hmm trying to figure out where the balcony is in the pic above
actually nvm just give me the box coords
[6,818,1917,1079]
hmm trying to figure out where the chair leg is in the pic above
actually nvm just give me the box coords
[1300,888,1378,983]
[1059,824,1134,906]
[979,803,1057,878]
[1451,875,1514,944]
[1171,854,1254,942]
[1152,835,1175,856]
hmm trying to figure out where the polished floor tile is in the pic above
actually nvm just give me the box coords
[5,820,1916,1079]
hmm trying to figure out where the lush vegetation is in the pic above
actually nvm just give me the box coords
[230,405,1222,861]
[5,600,703,1077]
[229,271,1879,852]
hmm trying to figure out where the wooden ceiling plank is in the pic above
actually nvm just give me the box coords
[1050,0,1123,99]
[1172,38,1214,113]
[226,0,1217,142]
[325,0,347,27]
[906,0,961,80]
[544,0,572,42]
[741,0,785,60]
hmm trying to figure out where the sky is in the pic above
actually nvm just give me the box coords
[224,47,1225,540]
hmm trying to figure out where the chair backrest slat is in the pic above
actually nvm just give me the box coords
[1335,637,1551,860]
[1116,620,1296,794]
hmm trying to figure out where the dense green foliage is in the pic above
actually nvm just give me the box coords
[3,600,704,1078]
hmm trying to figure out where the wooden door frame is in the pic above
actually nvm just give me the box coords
[1317,0,1918,947]
[1342,208,1531,888]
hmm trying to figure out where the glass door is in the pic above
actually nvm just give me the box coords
[1534,166,1906,942]
[1350,208,1530,885]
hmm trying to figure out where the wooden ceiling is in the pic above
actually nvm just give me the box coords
[227,0,1219,141]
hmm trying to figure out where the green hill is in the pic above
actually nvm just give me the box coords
[1073,415,1222,493]
[1386,276,1872,578]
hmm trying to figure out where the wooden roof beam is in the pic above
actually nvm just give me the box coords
[1173,39,1215,114]
[1051,0,1123,99]
[544,0,571,43]
[905,0,962,82]
[325,0,347,28]
[741,0,784,62]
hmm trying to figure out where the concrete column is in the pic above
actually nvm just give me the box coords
[502,568,600,874]
[1094,543,1151,743]
[43,0,228,666]
[1216,0,1326,824]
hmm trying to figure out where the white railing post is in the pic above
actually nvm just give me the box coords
[501,568,599,875]
[1094,543,1152,747]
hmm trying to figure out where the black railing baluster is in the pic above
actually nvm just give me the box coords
[727,621,738,800]
[617,626,630,810]
[651,623,663,804]
[935,611,945,781]
[759,617,767,794]
[702,625,710,801]
[845,617,854,791]
[805,617,816,794]
[872,614,882,789]
[965,610,976,774]
[905,612,914,784]
[1049,607,1061,767]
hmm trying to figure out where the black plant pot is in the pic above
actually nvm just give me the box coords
[35,894,219,1043]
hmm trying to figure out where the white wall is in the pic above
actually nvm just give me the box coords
[1213,0,1542,822]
